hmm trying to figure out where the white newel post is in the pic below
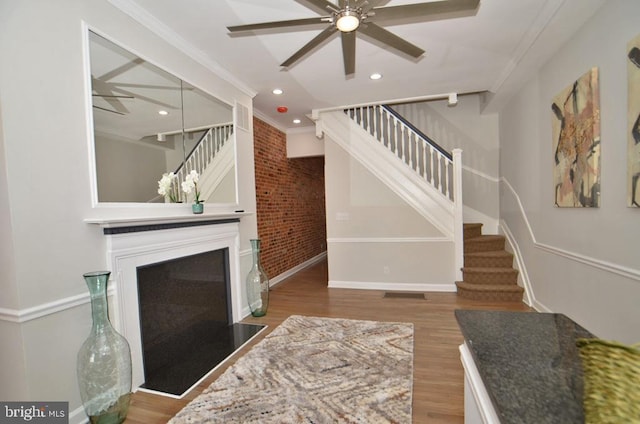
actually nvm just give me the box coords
[452,148,464,281]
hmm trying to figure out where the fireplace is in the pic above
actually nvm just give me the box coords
[135,248,263,396]
[99,219,262,395]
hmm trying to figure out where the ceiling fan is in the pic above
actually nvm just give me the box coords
[227,0,480,75]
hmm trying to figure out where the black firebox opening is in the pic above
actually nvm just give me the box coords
[136,248,264,396]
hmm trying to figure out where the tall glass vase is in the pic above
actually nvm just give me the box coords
[77,271,132,424]
[246,239,269,317]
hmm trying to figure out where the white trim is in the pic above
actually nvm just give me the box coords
[311,92,459,118]
[270,252,327,287]
[328,280,456,292]
[499,220,534,308]
[459,342,501,424]
[500,177,640,282]
[328,237,450,243]
[0,287,116,324]
[462,165,500,183]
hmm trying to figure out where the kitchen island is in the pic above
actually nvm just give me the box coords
[455,310,594,424]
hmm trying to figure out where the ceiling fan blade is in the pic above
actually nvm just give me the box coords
[368,0,480,22]
[92,94,134,99]
[228,16,328,32]
[98,58,145,82]
[281,25,338,68]
[92,77,130,114]
[341,31,356,75]
[358,22,424,58]
[93,105,126,116]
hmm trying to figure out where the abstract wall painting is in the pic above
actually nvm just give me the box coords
[551,67,601,207]
[628,33,640,207]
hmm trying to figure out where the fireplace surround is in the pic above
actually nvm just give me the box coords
[96,218,247,392]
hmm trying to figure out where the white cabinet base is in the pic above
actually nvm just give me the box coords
[459,343,501,424]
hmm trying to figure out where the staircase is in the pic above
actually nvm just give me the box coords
[456,223,524,301]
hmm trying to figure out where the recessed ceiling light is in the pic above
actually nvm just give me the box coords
[158,110,169,116]
[272,88,283,95]
[293,119,301,124]
[369,73,382,80]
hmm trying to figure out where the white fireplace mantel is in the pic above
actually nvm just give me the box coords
[88,215,246,391]
[84,210,250,228]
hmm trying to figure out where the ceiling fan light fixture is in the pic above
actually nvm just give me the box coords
[335,9,360,33]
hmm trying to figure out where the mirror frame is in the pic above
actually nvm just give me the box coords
[83,26,239,209]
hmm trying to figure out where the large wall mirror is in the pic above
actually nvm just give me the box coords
[89,31,236,204]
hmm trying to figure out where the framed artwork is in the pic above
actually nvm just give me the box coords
[628,33,640,207]
[551,67,601,207]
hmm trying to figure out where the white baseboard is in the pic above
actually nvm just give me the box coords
[328,280,456,292]
[269,251,327,288]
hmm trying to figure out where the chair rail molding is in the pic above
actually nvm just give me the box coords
[500,177,640,282]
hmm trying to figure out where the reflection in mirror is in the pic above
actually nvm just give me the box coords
[89,31,236,204]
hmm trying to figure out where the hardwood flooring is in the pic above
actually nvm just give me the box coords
[124,259,531,423]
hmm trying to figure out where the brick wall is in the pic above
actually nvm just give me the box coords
[253,117,326,279]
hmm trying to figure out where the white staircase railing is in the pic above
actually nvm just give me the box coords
[179,123,234,181]
[165,122,234,202]
[318,104,464,281]
[346,105,455,200]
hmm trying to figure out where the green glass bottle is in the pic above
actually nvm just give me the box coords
[77,271,132,424]
[246,239,269,317]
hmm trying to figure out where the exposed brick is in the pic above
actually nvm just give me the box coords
[253,117,326,279]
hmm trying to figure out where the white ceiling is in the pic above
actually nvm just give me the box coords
[115,0,605,130]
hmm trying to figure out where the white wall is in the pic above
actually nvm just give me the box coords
[286,127,324,158]
[95,135,167,202]
[498,1,640,343]
[392,96,500,232]
[324,136,455,291]
[0,0,257,419]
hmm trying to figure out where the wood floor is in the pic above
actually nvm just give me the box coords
[124,259,531,423]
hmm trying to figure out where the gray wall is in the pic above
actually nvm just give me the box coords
[0,1,257,421]
[498,1,640,343]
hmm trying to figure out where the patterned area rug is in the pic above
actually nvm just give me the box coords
[169,315,414,423]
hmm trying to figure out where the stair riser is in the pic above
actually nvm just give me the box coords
[464,256,513,268]
[462,271,519,285]
[464,239,506,253]
[456,287,524,302]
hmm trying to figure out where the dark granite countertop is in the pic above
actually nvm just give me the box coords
[455,310,594,424]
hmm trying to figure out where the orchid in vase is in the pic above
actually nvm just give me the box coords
[182,170,203,213]
[157,172,178,203]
